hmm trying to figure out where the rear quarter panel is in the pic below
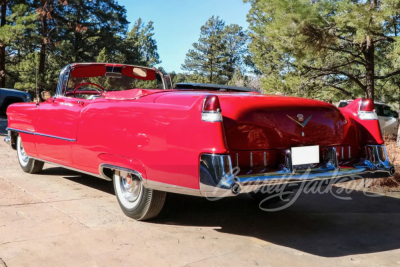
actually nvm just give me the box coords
[73,95,227,189]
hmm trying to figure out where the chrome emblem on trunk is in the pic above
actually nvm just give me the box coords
[287,114,312,128]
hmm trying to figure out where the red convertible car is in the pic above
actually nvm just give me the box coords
[4,63,394,220]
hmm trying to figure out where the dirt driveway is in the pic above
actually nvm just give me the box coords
[1,132,400,266]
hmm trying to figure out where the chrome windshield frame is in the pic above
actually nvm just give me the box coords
[55,63,171,97]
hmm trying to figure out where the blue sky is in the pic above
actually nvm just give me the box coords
[117,0,251,73]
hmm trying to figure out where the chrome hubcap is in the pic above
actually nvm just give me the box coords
[120,173,142,202]
[19,139,29,163]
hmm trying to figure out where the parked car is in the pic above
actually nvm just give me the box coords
[338,100,399,135]
[0,88,31,115]
[4,63,395,220]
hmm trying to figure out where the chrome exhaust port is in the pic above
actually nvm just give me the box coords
[231,183,241,195]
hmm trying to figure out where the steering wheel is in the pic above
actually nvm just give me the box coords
[73,82,105,98]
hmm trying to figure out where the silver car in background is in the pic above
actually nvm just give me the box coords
[338,100,399,135]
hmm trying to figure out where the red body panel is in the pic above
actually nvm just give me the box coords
[219,95,347,150]
[340,98,384,145]
[7,90,384,191]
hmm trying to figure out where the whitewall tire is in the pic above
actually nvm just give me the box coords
[17,135,44,174]
[113,170,166,221]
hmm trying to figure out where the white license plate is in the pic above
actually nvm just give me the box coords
[291,145,320,166]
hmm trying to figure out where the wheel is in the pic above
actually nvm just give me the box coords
[113,170,166,221]
[17,135,44,174]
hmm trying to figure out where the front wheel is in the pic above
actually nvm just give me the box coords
[113,170,166,221]
[17,135,44,174]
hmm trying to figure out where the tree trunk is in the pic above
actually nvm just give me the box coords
[363,36,375,99]
[39,0,48,91]
[74,0,82,62]
[209,60,213,83]
[0,0,7,88]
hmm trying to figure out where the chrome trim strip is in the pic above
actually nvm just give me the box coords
[146,180,202,197]
[98,164,202,196]
[342,147,344,159]
[250,152,253,167]
[236,153,239,168]
[99,164,143,182]
[6,128,34,135]
[349,146,351,158]
[30,157,109,181]
[264,152,267,166]
[7,128,76,142]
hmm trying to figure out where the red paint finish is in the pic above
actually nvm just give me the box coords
[7,89,383,191]
[340,98,384,145]
[220,95,347,150]
[360,98,375,111]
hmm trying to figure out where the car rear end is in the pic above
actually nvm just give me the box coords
[198,95,394,197]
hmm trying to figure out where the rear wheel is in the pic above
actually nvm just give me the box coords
[113,170,166,221]
[17,135,44,174]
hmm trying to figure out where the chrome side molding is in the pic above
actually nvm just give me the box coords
[98,164,143,182]
[7,127,76,142]
[29,157,109,181]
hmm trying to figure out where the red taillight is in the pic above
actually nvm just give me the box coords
[360,98,374,112]
[202,95,222,122]
[203,95,221,112]
[358,98,378,120]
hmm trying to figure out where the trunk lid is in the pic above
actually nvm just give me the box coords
[219,94,347,150]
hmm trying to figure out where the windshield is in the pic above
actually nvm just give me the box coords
[61,64,165,98]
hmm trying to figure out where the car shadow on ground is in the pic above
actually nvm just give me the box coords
[46,165,400,258]
[42,167,115,195]
[154,189,400,258]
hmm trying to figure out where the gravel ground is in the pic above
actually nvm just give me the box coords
[1,125,400,266]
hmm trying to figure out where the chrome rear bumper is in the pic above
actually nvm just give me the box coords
[200,145,395,198]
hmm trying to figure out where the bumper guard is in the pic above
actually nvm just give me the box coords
[200,145,395,197]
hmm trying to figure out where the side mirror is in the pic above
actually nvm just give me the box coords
[41,91,51,101]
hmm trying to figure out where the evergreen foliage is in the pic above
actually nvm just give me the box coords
[182,16,250,84]
[245,0,400,102]
[0,1,160,94]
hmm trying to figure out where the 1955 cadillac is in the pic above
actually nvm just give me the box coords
[4,63,395,220]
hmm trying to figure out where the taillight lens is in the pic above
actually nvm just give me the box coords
[360,98,374,112]
[202,95,222,122]
[203,95,221,112]
[358,98,377,120]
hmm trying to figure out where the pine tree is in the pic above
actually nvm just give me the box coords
[59,0,129,62]
[122,18,160,67]
[246,0,400,101]
[222,24,248,80]
[0,1,37,88]
[182,16,249,84]
[182,16,227,83]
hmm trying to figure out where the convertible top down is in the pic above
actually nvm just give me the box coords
[4,63,395,220]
